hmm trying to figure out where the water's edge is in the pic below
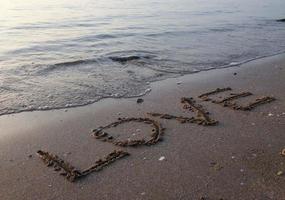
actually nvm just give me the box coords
[1,50,284,117]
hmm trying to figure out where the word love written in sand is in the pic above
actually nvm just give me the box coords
[37,87,275,182]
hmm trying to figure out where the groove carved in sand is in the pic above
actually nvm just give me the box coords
[37,150,129,182]
[223,96,276,111]
[148,97,218,126]
[181,97,218,125]
[198,87,232,101]
[92,117,164,147]
[198,88,275,111]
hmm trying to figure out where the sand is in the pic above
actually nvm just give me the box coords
[0,54,285,200]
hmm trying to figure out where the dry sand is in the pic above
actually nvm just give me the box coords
[0,54,285,200]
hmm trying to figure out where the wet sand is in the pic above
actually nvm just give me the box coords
[0,54,285,200]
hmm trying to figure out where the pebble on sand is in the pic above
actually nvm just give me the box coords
[137,98,144,104]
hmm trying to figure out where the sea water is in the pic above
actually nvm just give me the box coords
[0,0,285,115]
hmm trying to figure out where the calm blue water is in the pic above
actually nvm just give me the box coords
[0,0,285,115]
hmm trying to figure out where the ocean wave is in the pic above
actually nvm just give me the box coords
[1,51,285,117]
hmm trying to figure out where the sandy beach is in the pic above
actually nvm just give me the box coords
[0,54,285,200]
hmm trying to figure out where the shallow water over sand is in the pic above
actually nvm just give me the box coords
[0,0,285,115]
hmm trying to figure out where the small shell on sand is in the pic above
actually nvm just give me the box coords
[158,156,166,161]
[281,149,285,156]
[277,171,284,176]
